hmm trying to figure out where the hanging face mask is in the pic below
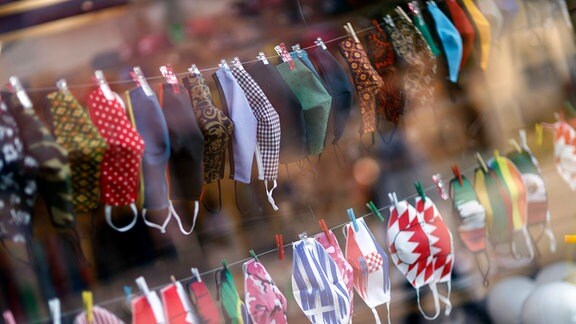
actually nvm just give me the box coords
[230,63,281,210]
[508,132,556,252]
[408,2,442,57]
[449,172,490,285]
[126,87,172,233]
[3,92,75,229]
[445,0,477,69]
[427,0,464,83]
[160,280,199,324]
[365,20,406,125]
[461,0,492,70]
[314,228,354,317]
[308,46,354,144]
[290,49,322,81]
[345,215,391,324]
[216,264,252,324]
[339,36,384,135]
[87,88,144,232]
[243,258,287,323]
[188,274,220,324]
[387,193,439,320]
[73,306,124,324]
[493,0,519,31]
[158,82,205,234]
[553,120,576,191]
[246,61,308,163]
[0,100,38,243]
[277,58,332,156]
[132,277,166,324]
[415,194,454,317]
[477,0,504,40]
[47,91,107,214]
[182,74,233,185]
[292,236,351,324]
[213,67,258,184]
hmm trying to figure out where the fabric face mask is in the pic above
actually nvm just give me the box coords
[477,0,504,40]
[73,306,124,324]
[553,120,576,191]
[0,100,38,243]
[462,0,492,70]
[216,265,251,324]
[161,281,199,324]
[345,217,390,324]
[277,57,332,156]
[507,131,555,252]
[243,258,287,324]
[158,83,205,234]
[132,278,166,324]
[387,194,439,320]
[409,5,442,57]
[230,63,281,210]
[47,91,107,214]
[364,20,406,125]
[188,276,220,324]
[339,36,384,135]
[445,0,476,69]
[314,229,354,317]
[182,74,233,184]
[87,88,144,232]
[292,237,351,324]
[427,0,464,83]
[415,195,455,317]
[213,67,258,184]
[308,47,354,144]
[290,49,322,81]
[4,92,75,229]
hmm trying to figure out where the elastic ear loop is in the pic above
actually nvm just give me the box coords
[511,226,534,260]
[333,143,347,169]
[359,131,375,152]
[202,181,222,214]
[105,204,138,232]
[264,180,279,211]
[142,206,172,233]
[437,281,452,316]
[416,282,441,320]
[170,201,199,235]
[234,182,253,216]
[474,250,491,287]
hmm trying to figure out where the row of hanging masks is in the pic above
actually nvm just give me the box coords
[449,130,555,285]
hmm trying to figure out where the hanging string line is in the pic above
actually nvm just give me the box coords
[28,164,479,323]
[12,25,377,93]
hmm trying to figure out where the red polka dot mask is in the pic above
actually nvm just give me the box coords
[87,88,145,232]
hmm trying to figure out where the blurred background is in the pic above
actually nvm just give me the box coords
[2,0,576,323]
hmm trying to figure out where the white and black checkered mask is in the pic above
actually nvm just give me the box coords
[230,64,281,211]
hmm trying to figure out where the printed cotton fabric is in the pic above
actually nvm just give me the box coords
[243,259,288,324]
[73,306,124,324]
[449,176,487,253]
[189,278,220,324]
[553,121,576,191]
[47,91,107,213]
[216,266,251,324]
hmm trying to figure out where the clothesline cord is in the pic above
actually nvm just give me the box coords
[12,26,376,93]
[28,163,479,323]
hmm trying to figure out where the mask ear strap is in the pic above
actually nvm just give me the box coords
[511,227,534,260]
[170,201,199,235]
[141,207,172,233]
[370,307,382,324]
[543,216,557,252]
[105,204,138,232]
[417,283,441,320]
[202,181,222,214]
[474,250,491,287]
[234,182,252,215]
[333,143,347,170]
[437,281,452,316]
[264,180,279,211]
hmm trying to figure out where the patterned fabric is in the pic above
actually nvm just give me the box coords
[427,1,463,83]
[462,0,492,70]
[276,59,332,156]
[344,218,390,323]
[445,0,477,69]
[412,13,442,57]
[449,176,487,253]
[0,101,37,242]
[364,22,405,124]
[314,230,354,317]
[182,74,233,184]
[243,259,287,324]
[161,282,199,324]
[4,93,75,228]
[213,67,258,184]
[292,237,351,324]
[189,278,220,324]
[47,91,107,213]
[553,121,576,190]
[216,266,251,324]
[126,87,170,211]
[73,306,124,324]
[338,36,384,134]
[230,65,281,181]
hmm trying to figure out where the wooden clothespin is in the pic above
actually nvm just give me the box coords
[366,201,384,222]
[190,267,202,282]
[56,78,71,96]
[82,291,93,324]
[432,173,449,200]
[535,123,544,146]
[315,37,327,50]
[221,259,228,270]
[231,57,244,70]
[130,66,154,97]
[135,276,166,324]
[408,1,421,15]
[249,249,259,262]
[347,208,359,232]
[415,181,426,201]
[388,192,400,209]
[518,129,529,149]
[219,59,230,70]
[292,44,303,57]
[343,22,360,43]
[509,138,522,153]
[275,234,284,260]
[257,52,269,65]
[48,298,61,324]
[188,64,201,76]
[8,76,32,109]
[395,6,412,22]
[123,285,132,304]
[160,64,179,94]
[274,42,295,70]
[451,165,463,186]
[2,310,16,324]
[383,15,395,28]
[94,70,114,101]
[476,152,489,173]
[318,219,332,242]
